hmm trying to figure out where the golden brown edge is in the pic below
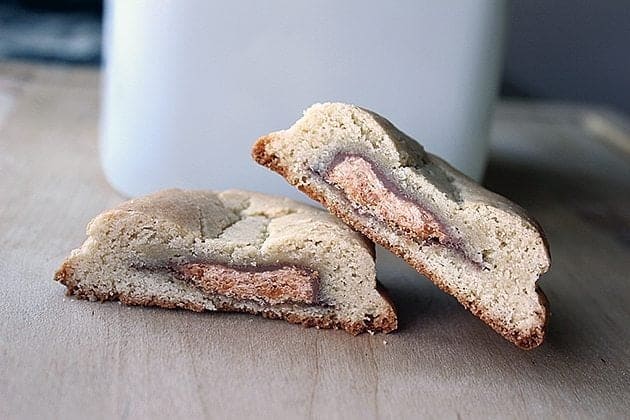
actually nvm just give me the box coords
[252,135,550,350]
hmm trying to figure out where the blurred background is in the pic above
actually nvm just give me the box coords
[1,0,628,116]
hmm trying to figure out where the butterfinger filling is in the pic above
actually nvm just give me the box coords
[175,263,320,305]
[322,153,481,266]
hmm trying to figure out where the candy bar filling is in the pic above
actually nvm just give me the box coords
[176,263,320,305]
[325,154,451,242]
[322,154,485,266]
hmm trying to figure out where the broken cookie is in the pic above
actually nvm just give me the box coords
[253,103,550,349]
[54,189,397,334]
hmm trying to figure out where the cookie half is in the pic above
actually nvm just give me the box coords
[252,103,550,349]
[54,189,397,334]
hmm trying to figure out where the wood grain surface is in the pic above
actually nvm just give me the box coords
[0,62,628,419]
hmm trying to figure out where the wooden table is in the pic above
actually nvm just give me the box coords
[1,62,629,419]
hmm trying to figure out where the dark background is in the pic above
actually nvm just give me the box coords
[1,0,628,115]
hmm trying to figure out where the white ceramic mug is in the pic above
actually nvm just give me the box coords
[101,1,506,199]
